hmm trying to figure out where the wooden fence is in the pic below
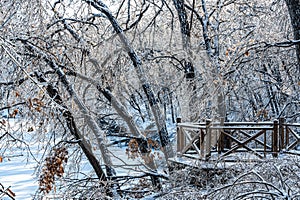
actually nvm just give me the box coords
[176,118,300,160]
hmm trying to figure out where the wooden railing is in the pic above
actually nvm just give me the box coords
[176,118,300,160]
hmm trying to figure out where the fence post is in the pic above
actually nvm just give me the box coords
[273,120,278,157]
[205,119,212,160]
[285,121,289,149]
[176,117,184,155]
[279,117,285,150]
[264,130,267,158]
[218,117,224,154]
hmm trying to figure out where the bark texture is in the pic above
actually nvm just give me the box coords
[84,0,174,159]
[20,39,115,177]
[172,0,198,121]
[285,0,300,71]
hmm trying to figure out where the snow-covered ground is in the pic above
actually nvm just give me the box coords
[0,118,39,199]
[0,151,38,199]
[0,140,149,199]
[0,118,174,199]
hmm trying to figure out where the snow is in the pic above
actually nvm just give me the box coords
[0,140,152,199]
[0,119,38,199]
[0,153,38,199]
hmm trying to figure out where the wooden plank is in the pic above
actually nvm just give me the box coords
[287,127,300,139]
[286,125,289,148]
[168,156,232,170]
[239,130,272,149]
[221,130,266,159]
[177,123,206,129]
[218,130,224,154]
[188,154,250,164]
[264,131,267,158]
[284,123,300,127]
[206,122,273,126]
[273,120,278,157]
[177,127,185,153]
[177,117,183,153]
[175,118,297,161]
[200,129,205,158]
[218,118,225,154]
[223,145,264,159]
[178,124,274,130]
[212,126,273,130]
[180,133,201,156]
[215,149,271,153]
[205,119,212,159]
[283,150,300,156]
[223,122,273,126]
[279,117,285,150]
[286,127,300,150]
[287,141,299,150]
[178,121,285,126]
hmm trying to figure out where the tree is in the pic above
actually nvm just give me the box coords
[82,0,174,160]
[0,0,299,199]
[285,0,300,72]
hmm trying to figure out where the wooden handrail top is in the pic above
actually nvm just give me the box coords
[212,126,274,130]
[223,122,274,126]
[177,121,299,130]
[283,123,300,127]
[177,123,206,129]
[179,121,275,126]
[213,122,274,126]
[177,124,274,130]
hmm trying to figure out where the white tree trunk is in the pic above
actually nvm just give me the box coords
[74,71,158,170]
[84,0,174,160]
[21,41,115,176]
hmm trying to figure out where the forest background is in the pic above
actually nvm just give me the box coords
[0,0,299,199]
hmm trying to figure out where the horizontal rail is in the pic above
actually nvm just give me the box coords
[178,121,300,127]
[177,123,274,130]
[209,126,274,130]
[180,121,275,125]
[177,123,206,129]
[283,123,300,127]
[176,118,300,161]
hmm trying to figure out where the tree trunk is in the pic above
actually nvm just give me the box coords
[51,14,162,186]
[84,0,174,160]
[41,79,108,182]
[2,41,109,185]
[285,0,300,71]
[172,0,191,49]
[70,70,161,186]
[172,0,198,121]
[20,39,116,177]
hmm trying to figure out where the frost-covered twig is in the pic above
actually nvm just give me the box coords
[0,183,15,200]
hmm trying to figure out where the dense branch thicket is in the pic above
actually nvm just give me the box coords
[0,0,299,198]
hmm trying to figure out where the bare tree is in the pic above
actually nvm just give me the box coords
[285,0,300,71]
[0,0,299,199]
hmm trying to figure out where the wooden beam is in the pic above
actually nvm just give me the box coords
[176,118,185,154]
[205,119,212,160]
[273,120,279,157]
[279,117,285,150]
[221,130,267,159]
